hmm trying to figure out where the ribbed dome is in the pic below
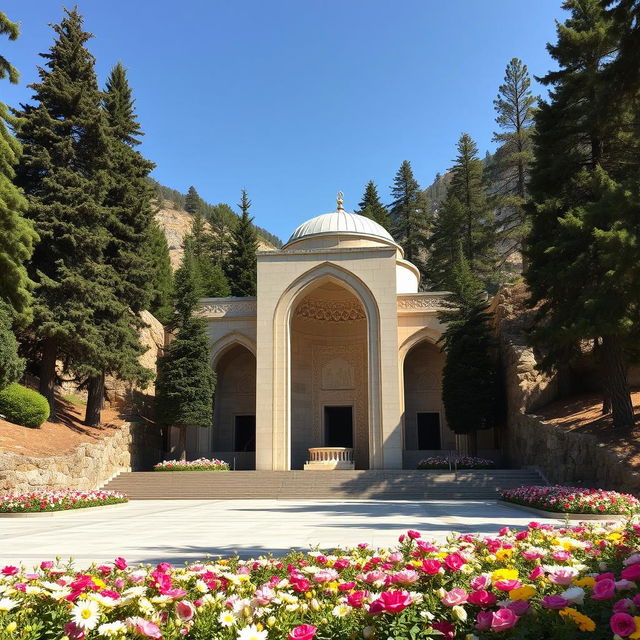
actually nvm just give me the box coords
[286,210,396,247]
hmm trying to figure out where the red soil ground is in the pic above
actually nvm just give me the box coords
[0,396,126,457]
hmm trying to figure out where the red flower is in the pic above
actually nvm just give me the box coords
[443,553,465,571]
[372,590,413,613]
[288,624,317,640]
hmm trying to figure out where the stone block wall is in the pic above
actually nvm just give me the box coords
[0,422,162,494]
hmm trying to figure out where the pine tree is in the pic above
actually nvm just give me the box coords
[0,300,24,390]
[13,9,112,419]
[147,220,173,324]
[82,62,158,426]
[184,185,203,216]
[389,161,430,280]
[491,58,537,267]
[526,0,638,428]
[356,180,391,231]
[437,245,498,455]
[156,250,215,459]
[0,12,38,323]
[226,189,257,297]
[428,134,496,290]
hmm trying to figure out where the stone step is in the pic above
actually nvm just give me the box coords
[103,469,545,500]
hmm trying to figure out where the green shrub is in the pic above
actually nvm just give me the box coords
[0,383,49,428]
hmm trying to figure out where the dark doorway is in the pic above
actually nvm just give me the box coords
[324,406,353,447]
[234,415,256,452]
[417,412,441,450]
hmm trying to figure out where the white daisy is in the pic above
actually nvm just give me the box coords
[236,624,268,640]
[97,621,127,637]
[219,610,237,627]
[0,597,18,612]
[71,599,101,630]
[332,603,351,617]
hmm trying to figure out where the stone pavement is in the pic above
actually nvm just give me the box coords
[0,499,564,568]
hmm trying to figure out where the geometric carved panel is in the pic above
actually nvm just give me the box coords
[321,358,355,390]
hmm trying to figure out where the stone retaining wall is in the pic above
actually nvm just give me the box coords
[0,422,162,494]
[497,284,640,494]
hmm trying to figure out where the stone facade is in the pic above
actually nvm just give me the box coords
[0,422,162,494]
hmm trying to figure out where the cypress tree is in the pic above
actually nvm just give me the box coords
[356,180,391,231]
[147,220,173,324]
[428,134,497,290]
[156,250,215,459]
[526,0,638,428]
[13,9,111,419]
[437,245,498,455]
[0,12,38,323]
[226,189,257,297]
[389,161,430,280]
[490,58,537,268]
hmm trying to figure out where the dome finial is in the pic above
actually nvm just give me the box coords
[336,190,344,211]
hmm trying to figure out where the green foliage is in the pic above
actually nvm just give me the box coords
[389,160,430,281]
[428,134,497,290]
[525,0,639,428]
[156,318,215,428]
[0,14,37,323]
[184,185,203,216]
[0,301,23,390]
[172,249,201,328]
[355,180,391,231]
[147,220,173,324]
[490,58,537,266]
[225,189,258,297]
[438,247,498,438]
[0,383,49,428]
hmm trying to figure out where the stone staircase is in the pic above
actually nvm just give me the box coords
[103,469,545,500]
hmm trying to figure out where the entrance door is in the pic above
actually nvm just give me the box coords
[234,415,256,452]
[324,406,353,448]
[417,412,441,450]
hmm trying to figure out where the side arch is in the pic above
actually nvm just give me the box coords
[271,262,383,470]
[210,332,257,369]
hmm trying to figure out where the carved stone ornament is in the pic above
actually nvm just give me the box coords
[196,299,257,318]
[397,294,448,311]
[295,297,365,322]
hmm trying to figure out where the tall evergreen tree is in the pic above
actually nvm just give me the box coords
[526,0,638,428]
[356,180,391,231]
[0,300,24,390]
[82,62,158,426]
[147,220,173,324]
[13,9,112,419]
[226,189,257,297]
[428,134,496,290]
[184,185,203,216]
[490,58,537,267]
[156,250,215,459]
[0,12,38,323]
[437,245,498,455]
[389,161,430,280]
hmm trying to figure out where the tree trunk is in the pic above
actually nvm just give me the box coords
[178,425,187,461]
[39,337,58,422]
[601,393,611,415]
[466,431,478,457]
[601,334,634,428]
[84,372,105,427]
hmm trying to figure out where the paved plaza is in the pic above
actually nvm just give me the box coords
[0,499,563,568]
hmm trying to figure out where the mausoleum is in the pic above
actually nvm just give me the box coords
[187,196,496,469]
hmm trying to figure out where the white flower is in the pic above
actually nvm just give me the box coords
[195,579,209,593]
[138,597,155,615]
[97,621,127,636]
[561,586,585,605]
[219,610,237,627]
[0,597,18,612]
[236,624,268,640]
[332,603,351,617]
[71,599,101,630]
[452,605,468,622]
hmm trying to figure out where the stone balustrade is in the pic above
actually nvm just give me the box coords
[304,447,355,470]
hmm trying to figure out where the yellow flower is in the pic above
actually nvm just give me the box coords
[559,607,596,632]
[574,577,596,588]
[606,533,622,542]
[491,568,519,584]
[5,622,17,633]
[495,548,514,562]
[509,585,536,601]
[630,616,640,640]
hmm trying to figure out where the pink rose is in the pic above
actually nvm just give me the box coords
[521,550,542,562]
[347,590,367,608]
[491,608,519,631]
[374,590,413,613]
[441,588,468,606]
[621,563,640,581]
[475,611,493,631]
[420,559,442,575]
[551,550,571,562]
[507,600,530,616]
[548,567,579,585]
[176,600,195,622]
[541,595,569,610]
[592,578,616,600]
[40,561,54,570]
[443,553,465,571]
[470,574,491,590]
[288,625,317,640]
[468,590,497,607]
[407,530,421,539]
[432,621,455,639]
[128,618,162,639]
[391,569,419,585]
[1,566,18,576]
[64,622,86,640]
[529,566,545,580]
[610,612,637,637]
[614,598,633,613]
[494,579,522,591]
[114,557,127,570]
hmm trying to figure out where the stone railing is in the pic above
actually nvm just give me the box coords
[308,447,354,463]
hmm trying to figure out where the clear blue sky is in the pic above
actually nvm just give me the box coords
[4,1,566,242]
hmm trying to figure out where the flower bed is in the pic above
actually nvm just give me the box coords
[153,458,230,472]
[0,489,128,513]
[3,522,640,639]
[417,455,496,470]
[499,485,640,515]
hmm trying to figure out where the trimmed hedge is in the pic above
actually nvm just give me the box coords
[0,383,50,428]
